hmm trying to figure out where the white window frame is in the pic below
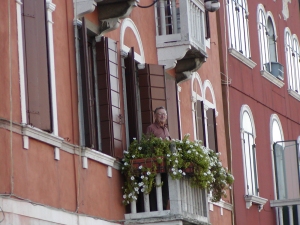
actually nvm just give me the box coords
[227,0,251,59]
[240,105,267,210]
[285,28,300,100]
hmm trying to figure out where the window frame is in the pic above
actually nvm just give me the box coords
[285,28,300,99]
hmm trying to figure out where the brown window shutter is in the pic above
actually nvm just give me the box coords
[165,76,180,139]
[124,48,140,142]
[22,0,52,132]
[196,100,206,146]
[78,18,98,149]
[207,108,218,152]
[96,37,122,157]
[138,64,166,134]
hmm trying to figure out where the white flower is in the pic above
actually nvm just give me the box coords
[124,162,128,166]
[139,165,143,169]
[178,148,181,151]
[129,193,132,197]
[204,173,207,176]
[141,175,144,179]
[179,170,182,173]
[171,168,175,171]
[131,176,135,180]
[182,172,186,176]
[187,150,191,153]
[141,188,145,192]
[160,137,162,140]
[123,195,127,199]
[132,155,135,158]
[147,171,151,175]
[175,160,178,163]
[133,137,136,140]
[195,143,198,146]
[167,154,170,157]
[138,182,144,187]
[134,187,139,192]
[190,145,193,148]
[123,151,129,154]
[173,171,177,175]
[138,147,142,150]
[186,140,190,144]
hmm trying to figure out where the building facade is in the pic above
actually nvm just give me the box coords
[0,0,233,224]
[217,0,300,224]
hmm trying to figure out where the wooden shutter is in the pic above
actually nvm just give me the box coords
[138,64,166,134]
[207,108,218,152]
[165,76,180,139]
[196,100,205,145]
[78,18,98,148]
[96,37,122,157]
[124,48,140,142]
[23,0,52,131]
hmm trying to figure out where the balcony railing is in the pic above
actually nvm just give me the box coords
[125,172,209,225]
[155,0,207,82]
[271,140,300,225]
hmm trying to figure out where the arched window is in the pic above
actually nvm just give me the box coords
[257,6,282,82]
[285,29,300,95]
[240,105,258,196]
[227,0,251,58]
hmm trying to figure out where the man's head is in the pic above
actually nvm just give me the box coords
[154,106,167,125]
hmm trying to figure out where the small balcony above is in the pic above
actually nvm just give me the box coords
[155,0,208,83]
[125,172,209,225]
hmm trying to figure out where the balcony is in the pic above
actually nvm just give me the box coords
[125,173,209,225]
[155,0,208,83]
[270,140,300,225]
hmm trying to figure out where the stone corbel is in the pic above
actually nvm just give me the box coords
[74,0,97,18]
[175,57,205,83]
[98,0,138,36]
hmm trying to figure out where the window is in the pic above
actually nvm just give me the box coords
[285,29,300,95]
[227,0,251,58]
[123,48,167,143]
[22,0,52,131]
[240,106,258,196]
[258,7,278,73]
[192,75,218,152]
[78,19,123,158]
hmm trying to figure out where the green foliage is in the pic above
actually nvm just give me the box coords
[121,134,234,205]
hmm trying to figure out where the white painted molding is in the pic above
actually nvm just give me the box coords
[0,197,120,225]
[107,166,112,178]
[0,119,120,170]
[16,0,27,125]
[54,147,60,160]
[228,48,257,69]
[288,89,300,101]
[82,156,88,169]
[120,18,145,64]
[74,0,97,18]
[260,70,284,88]
[245,195,268,212]
[46,1,59,137]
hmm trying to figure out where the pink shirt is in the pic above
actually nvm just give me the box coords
[146,123,171,140]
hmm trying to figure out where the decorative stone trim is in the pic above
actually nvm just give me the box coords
[244,195,268,212]
[0,119,120,170]
[260,70,284,88]
[228,48,257,69]
[288,89,300,101]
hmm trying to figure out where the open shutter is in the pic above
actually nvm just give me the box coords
[207,108,218,152]
[138,64,166,134]
[96,37,122,157]
[23,0,52,131]
[124,48,140,142]
[79,18,97,148]
[165,76,180,139]
[196,101,205,145]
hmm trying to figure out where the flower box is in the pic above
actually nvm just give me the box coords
[131,157,166,174]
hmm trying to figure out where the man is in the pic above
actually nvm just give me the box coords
[146,106,171,140]
[145,106,170,210]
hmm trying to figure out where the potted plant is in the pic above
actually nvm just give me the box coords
[121,134,234,205]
